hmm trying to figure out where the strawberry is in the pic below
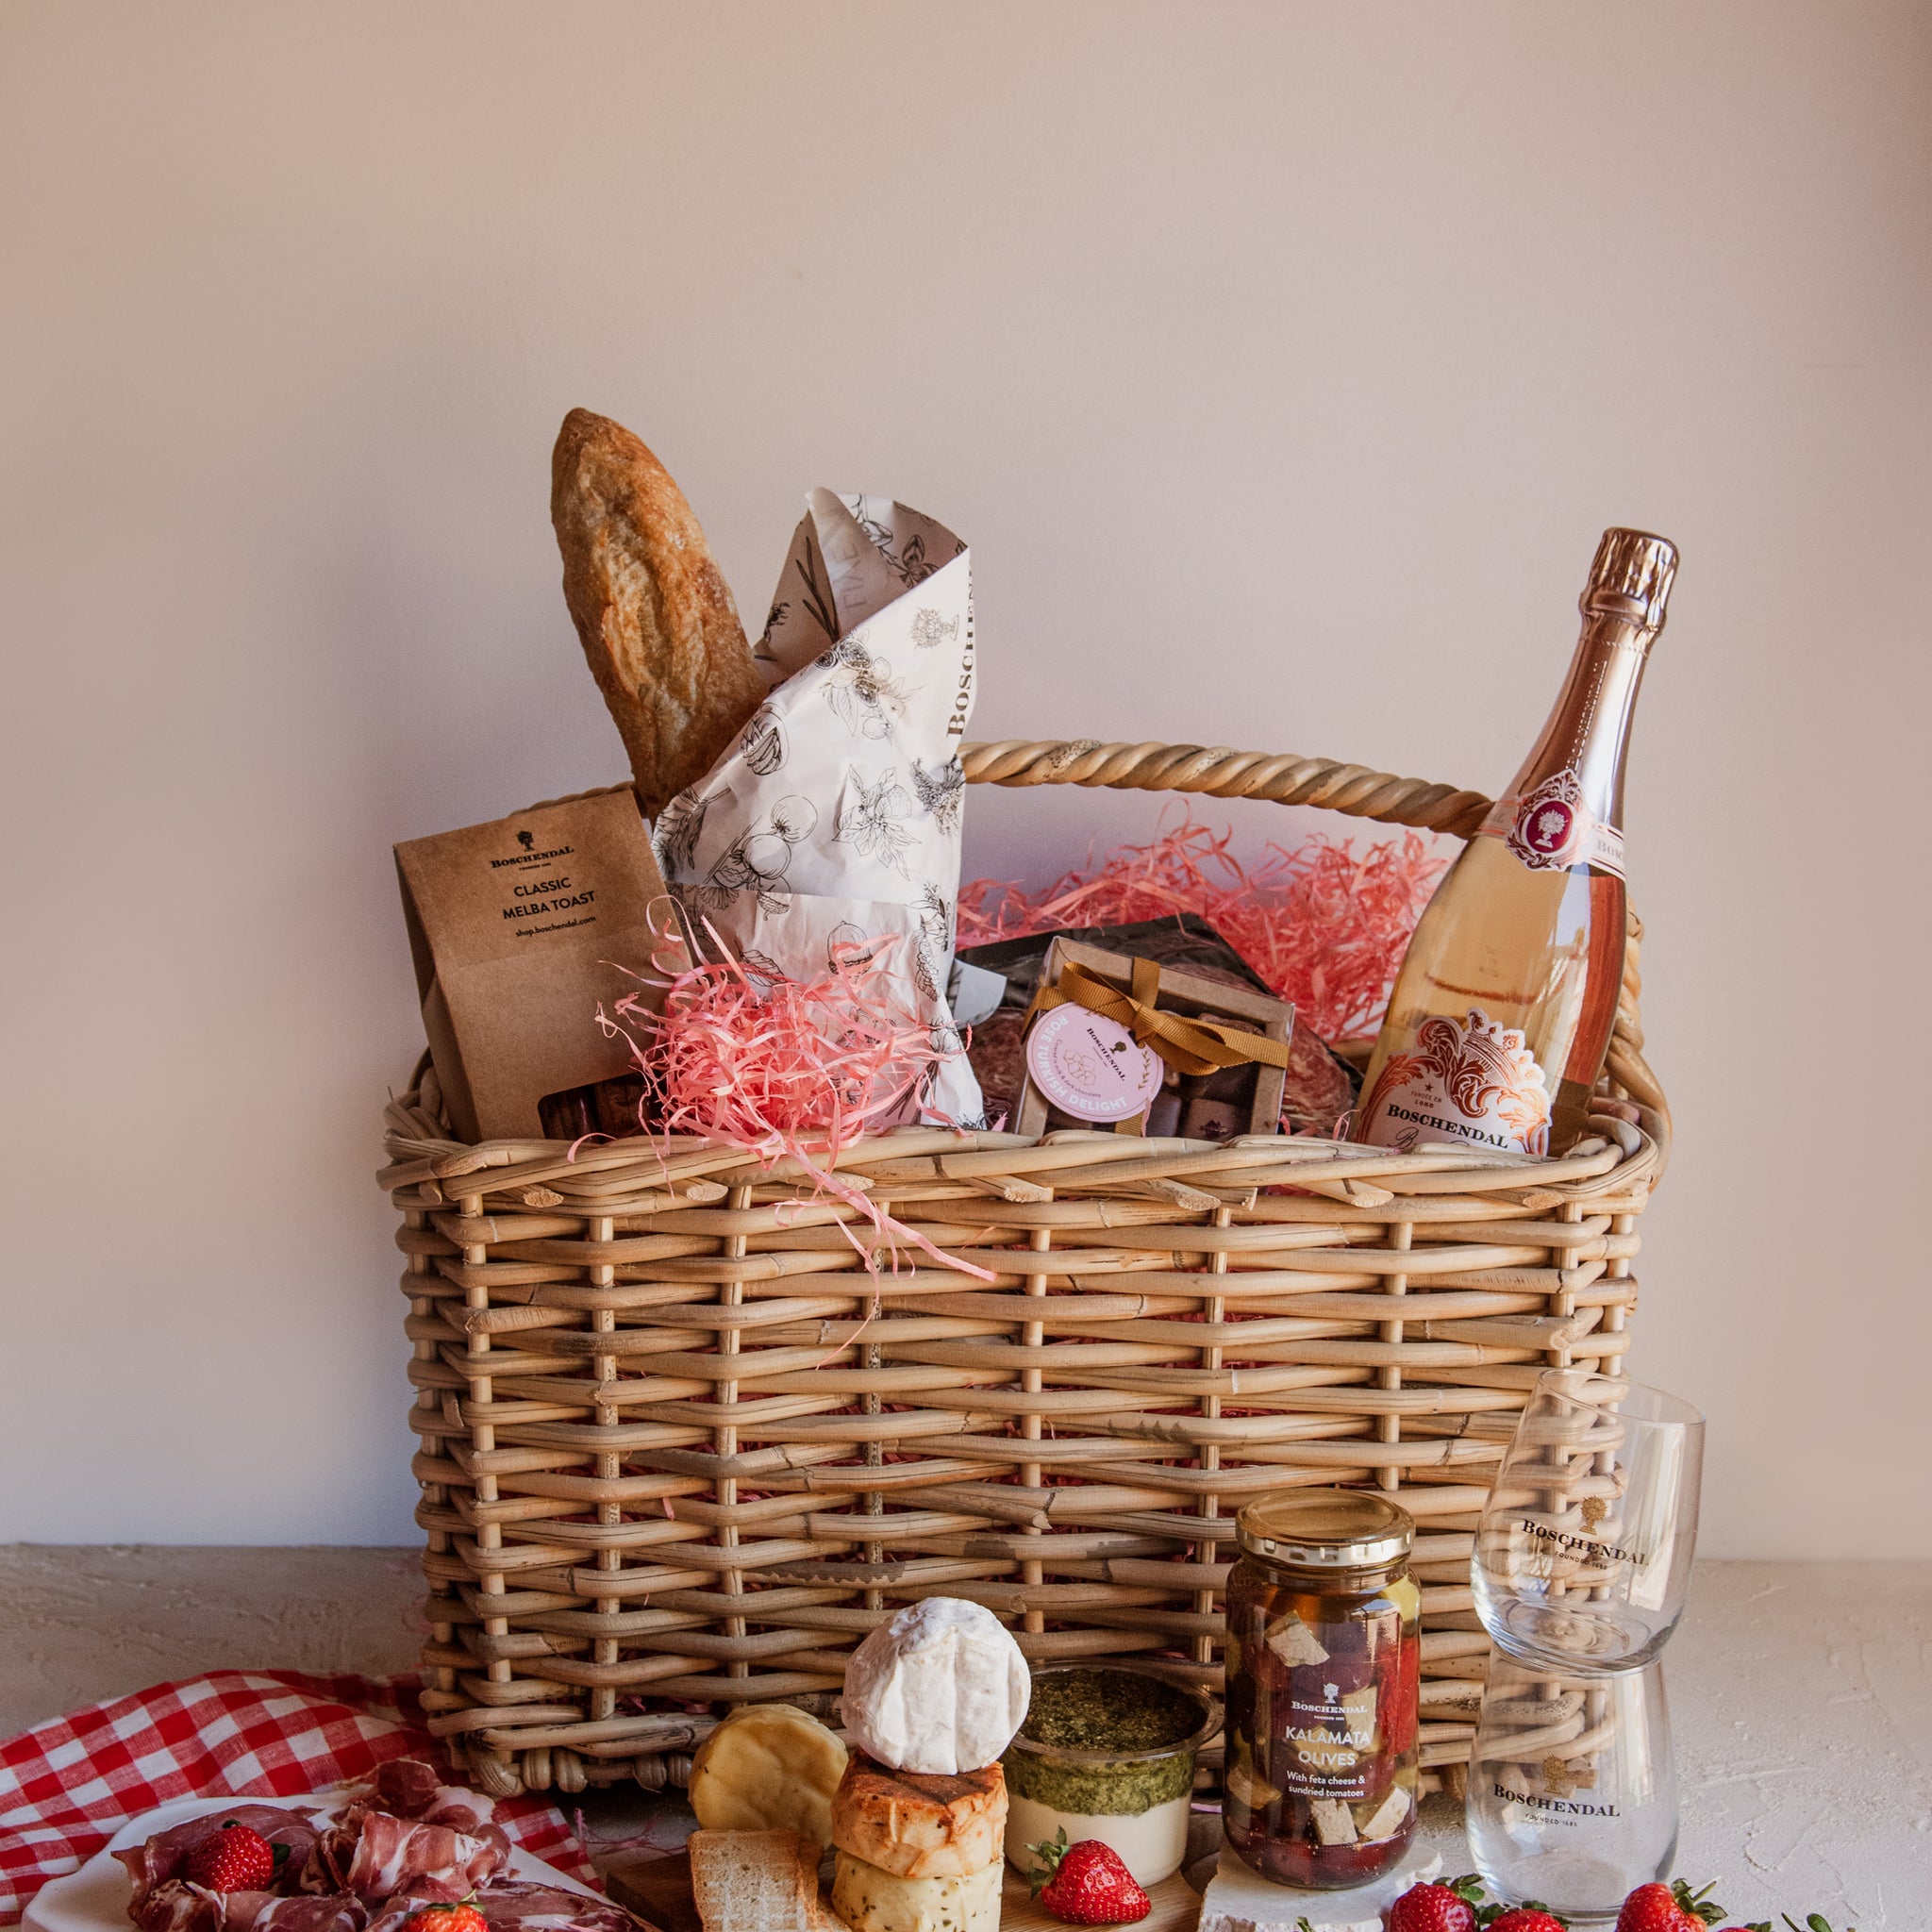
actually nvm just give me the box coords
[182,1824,275,1893]
[1489,1912,1570,1932]
[1026,1833,1151,1925]
[1616,1887,1682,1932]
[1722,1919,1853,1932]
[1385,1874,1485,1932]
[399,1907,488,1932]
[1617,1881,1726,1932]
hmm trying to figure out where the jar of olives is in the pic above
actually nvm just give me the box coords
[1224,1490,1421,1890]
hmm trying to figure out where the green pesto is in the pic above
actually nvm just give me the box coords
[1002,1671,1202,1816]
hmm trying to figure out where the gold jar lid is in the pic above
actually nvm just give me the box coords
[1236,1490,1414,1568]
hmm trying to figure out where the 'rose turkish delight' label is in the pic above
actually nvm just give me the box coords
[1024,1005,1163,1123]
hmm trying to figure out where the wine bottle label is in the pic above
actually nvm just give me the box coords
[1480,769,1625,878]
[1357,1008,1553,1158]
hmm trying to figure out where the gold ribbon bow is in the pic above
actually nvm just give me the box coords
[1034,958,1291,1079]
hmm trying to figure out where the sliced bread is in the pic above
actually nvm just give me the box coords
[688,1828,820,1932]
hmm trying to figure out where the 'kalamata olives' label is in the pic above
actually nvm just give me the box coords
[1278,1676,1379,1800]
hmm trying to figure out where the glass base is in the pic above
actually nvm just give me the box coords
[1491,1598,1667,1672]
[1473,1840,1674,1923]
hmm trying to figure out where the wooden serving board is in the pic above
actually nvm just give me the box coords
[601,1846,1202,1932]
[600,1849,695,1932]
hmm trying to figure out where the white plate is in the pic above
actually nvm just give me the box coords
[25,1792,602,1932]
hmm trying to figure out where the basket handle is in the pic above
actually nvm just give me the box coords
[961,738,1492,836]
[961,737,1669,1140]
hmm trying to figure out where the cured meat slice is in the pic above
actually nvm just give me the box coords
[132,1882,225,1932]
[312,1810,511,1903]
[474,1883,641,1932]
[299,1824,358,1899]
[367,1759,496,1834]
[222,1895,367,1932]
[370,1764,442,1819]
[119,1810,323,1907]
[418,1790,495,1834]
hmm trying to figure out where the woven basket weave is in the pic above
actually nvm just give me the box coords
[382,738,1668,1802]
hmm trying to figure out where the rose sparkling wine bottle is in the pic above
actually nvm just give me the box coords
[1353,529,1677,1158]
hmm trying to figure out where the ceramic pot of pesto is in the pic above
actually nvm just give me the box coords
[1002,1660,1220,1888]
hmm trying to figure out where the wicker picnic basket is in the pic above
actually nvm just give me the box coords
[382,737,1668,1803]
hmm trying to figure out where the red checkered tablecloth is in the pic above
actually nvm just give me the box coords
[0,1672,592,1926]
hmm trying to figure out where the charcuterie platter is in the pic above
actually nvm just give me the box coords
[25,1765,642,1932]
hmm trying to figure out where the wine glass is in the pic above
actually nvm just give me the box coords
[1473,1371,1703,1672]
[1465,1650,1677,1922]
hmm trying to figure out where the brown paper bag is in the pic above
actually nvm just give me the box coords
[395,789,671,1142]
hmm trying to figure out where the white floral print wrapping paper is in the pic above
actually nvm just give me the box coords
[652,488,985,1125]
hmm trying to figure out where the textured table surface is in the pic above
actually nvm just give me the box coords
[1,1551,1925,1924]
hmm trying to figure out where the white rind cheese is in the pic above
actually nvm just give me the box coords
[1200,1841,1443,1932]
[839,1598,1030,1775]
[829,1848,1002,1932]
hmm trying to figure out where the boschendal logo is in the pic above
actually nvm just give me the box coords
[1519,1516,1655,1568]
[491,836,575,869]
[1494,1780,1619,1817]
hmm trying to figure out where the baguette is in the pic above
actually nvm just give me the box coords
[551,408,766,819]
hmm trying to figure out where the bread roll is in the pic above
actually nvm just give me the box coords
[829,1755,1005,1880]
[551,408,766,819]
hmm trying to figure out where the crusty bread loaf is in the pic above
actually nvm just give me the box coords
[688,1828,823,1932]
[551,408,767,820]
[828,1754,1006,1880]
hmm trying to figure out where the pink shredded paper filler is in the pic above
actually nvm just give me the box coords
[601,928,994,1284]
[957,812,1445,1042]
